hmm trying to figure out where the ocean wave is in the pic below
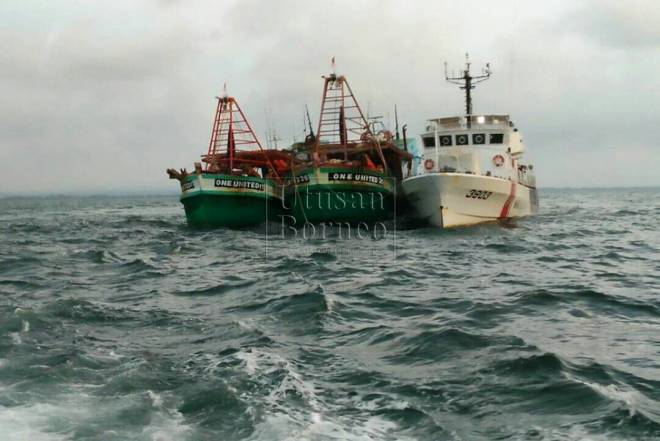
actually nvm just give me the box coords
[0,278,41,289]
[0,389,196,441]
[122,215,181,229]
[488,352,565,377]
[512,287,660,317]
[39,298,182,329]
[0,256,42,276]
[68,248,118,264]
[1,192,659,440]
[228,285,330,319]
[175,279,257,297]
[386,328,522,365]
[337,324,404,347]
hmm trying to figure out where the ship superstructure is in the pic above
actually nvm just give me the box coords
[402,55,539,228]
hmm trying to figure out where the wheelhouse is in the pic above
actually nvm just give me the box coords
[419,114,535,188]
[420,115,514,149]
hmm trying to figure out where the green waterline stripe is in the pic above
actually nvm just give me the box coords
[180,189,280,201]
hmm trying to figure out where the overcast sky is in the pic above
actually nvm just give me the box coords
[1,0,659,193]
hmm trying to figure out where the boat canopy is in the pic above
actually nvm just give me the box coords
[428,115,511,129]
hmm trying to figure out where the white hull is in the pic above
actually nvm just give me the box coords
[402,173,538,228]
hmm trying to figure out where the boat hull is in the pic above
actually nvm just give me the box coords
[284,166,394,224]
[179,173,281,227]
[402,173,538,228]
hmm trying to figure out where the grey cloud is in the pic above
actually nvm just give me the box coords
[564,0,660,48]
[1,0,659,194]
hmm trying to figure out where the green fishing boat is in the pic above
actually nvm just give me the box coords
[283,62,412,224]
[168,88,289,228]
[285,165,394,224]
[175,166,282,228]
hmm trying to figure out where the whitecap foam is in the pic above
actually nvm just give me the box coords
[586,382,638,415]
[0,402,74,441]
[147,390,164,408]
[323,292,336,313]
[10,332,21,345]
[144,405,192,441]
[237,318,258,331]
[107,350,123,361]
[235,349,261,375]
[233,348,290,376]
[565,372,660,425]
[566,374,640,416]
[0,389,194,441]
[247,412,413,441]
[520,424,610,441]
[232,348,418,441]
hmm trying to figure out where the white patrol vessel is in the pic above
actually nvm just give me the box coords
[402,55,538,228]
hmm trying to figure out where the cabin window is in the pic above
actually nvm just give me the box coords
[439,135,452,146]
[472,134,486,145]
[456,134,469,145]
[490,133,504,144]
[422,136,436,147]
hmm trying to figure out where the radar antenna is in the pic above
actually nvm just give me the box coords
[445,53,491,128]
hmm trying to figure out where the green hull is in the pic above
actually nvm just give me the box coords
[284,166,394,224]
[182,193,281,228]
[179,173,282,228]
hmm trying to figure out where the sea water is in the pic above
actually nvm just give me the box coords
[0,188,659,440]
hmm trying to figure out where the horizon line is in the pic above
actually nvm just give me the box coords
[1,184,660,199]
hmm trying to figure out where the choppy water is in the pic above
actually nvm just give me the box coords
[1,188,659,441]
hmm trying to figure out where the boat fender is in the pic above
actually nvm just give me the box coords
[493,155,505,167]
[424,159,434,171]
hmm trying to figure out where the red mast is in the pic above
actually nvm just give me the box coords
[205,85,279,179]
[314,59,387,169]
[315,59,373,152]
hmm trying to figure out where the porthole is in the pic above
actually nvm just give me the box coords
[456,134,469,145]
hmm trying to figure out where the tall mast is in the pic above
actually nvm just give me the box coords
[315,58,373,152]
[305,104,316,143]
[205,85,279,179]
[394,104,400,140]
[445,53,491,128]
[312,58,389,172]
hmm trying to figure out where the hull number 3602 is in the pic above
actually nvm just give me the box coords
[465,189,493,200]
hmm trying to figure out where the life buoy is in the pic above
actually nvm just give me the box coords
[424,159,434,171]
[493,154,505,167]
